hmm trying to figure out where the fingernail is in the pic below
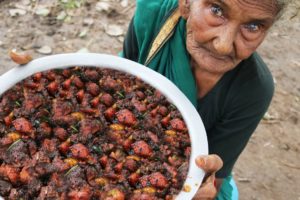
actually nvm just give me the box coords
[214,179,217,188]
[196,157,206,167]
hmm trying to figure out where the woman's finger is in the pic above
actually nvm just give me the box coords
[195,154,223,173]
[193,176,217,200]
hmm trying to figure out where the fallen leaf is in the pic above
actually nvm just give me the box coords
[36,46,52,55]
[77,48,90,53]
[118,36,124,43]
[263,112,276,121]
[56,11,67,21]
[64,15,72,23]
[9,9,27,17]
[79,29,89,38]
[83,18,94,26]
[35,8,50,16]
[105,25,123,37]
[96,2,111,12]
[9,49,32,65]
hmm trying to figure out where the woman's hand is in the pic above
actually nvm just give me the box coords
[193,154,223,200]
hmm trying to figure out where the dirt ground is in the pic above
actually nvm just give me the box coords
[0,0,299,199]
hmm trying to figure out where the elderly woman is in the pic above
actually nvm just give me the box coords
[122,0,291,199]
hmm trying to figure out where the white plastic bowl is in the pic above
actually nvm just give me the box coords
[0,53,208,200]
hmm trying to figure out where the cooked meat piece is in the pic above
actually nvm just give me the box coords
[149,172,168,189]
[104,107,116,121]
[23,93,43,113]
[20,166,36,183]
[0,165,20,184]
[5,140,30,167]
[62,69,72,78]
[67,186,92,200]
[86,82,100,96]
[100,76,120,91]
[0,137,13,148]
[41,139,58,154]
[52,156,69,173]
[139,175,150,188]
[34,162,55,177]
[123,159,138,172]
[116,109,137,126]
[158,106,168,116]
[52,100,73,117]
[70,143,90,159]
[54,127,68,141]
[170,118,187,132]
[73,76,84,88]
[132,98,147,112]
[132,141,153,158]
[37,122,52,137]
[80,119,102,137]
[100,93,114,107]
[84,69,99,81]
[12,117,33,135]
[131,193,157,200]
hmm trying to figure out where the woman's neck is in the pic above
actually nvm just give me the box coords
[191,60,223,99]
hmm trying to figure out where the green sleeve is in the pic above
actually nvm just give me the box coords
[122,17,139,62]
[211,68,274,178]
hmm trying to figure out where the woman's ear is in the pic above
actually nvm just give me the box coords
[179,0,191,19]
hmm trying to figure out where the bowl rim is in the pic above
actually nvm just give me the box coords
[0,53,208,199]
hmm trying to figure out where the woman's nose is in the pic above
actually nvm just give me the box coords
[212,25,237,56]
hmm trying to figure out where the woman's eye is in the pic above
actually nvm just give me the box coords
[244,23,261,32]
[210,4,223,17]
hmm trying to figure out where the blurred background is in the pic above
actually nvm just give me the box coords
[0,0,299,199]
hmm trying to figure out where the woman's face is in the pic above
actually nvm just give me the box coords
[183,0,279,74]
